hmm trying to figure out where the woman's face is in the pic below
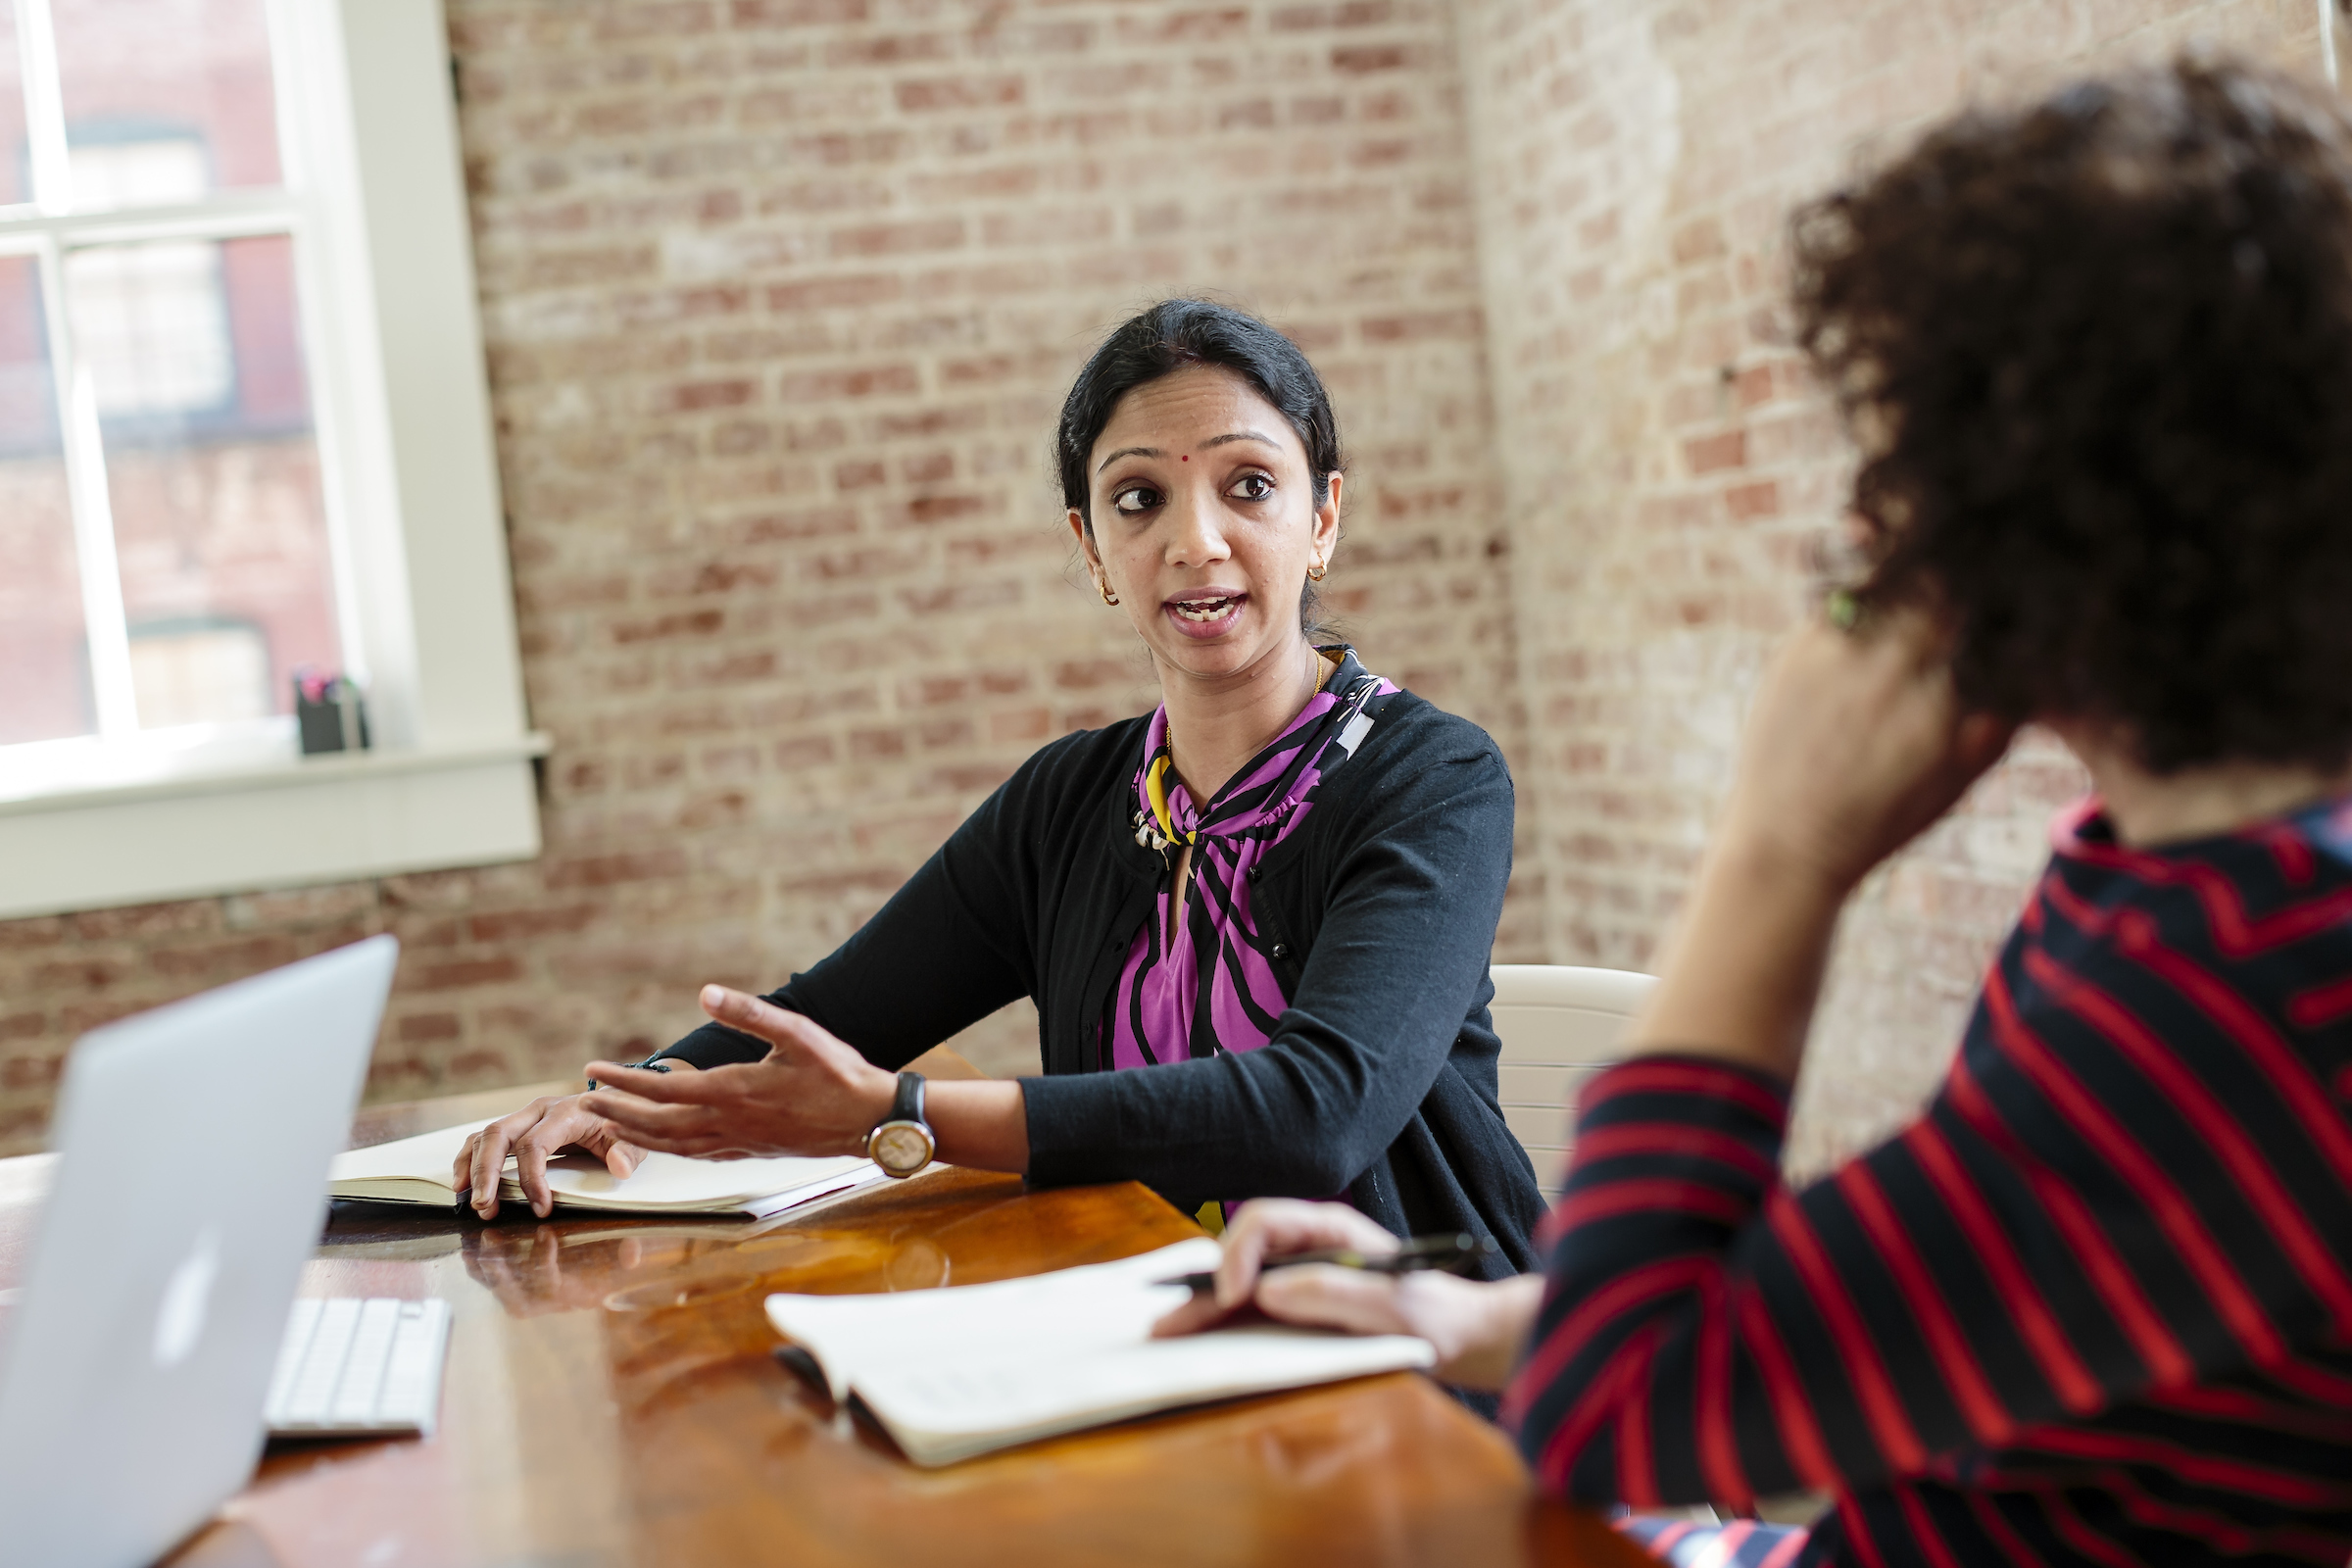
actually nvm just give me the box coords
[1068,365,1341,692]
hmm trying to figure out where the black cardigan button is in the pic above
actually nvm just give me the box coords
[1271,943,1289,958]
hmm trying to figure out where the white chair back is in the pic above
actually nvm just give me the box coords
[1490,964,1657,1198]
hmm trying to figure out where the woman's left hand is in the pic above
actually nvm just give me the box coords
[579,985,898,1159]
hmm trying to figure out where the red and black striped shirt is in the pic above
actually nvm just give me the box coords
[1504,796,2352,1566]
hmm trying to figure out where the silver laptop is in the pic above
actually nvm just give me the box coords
[0,935,398,1568]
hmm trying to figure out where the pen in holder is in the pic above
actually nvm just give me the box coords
[294,668,371,756]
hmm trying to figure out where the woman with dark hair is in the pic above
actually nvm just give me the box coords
[1175,60,2352,1566]
[456,299,1547,1287]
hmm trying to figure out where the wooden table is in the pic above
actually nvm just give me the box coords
[0,1063,1642,1568]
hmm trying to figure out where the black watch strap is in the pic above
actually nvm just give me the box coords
[586,1056,670,1091]
[892,1071,926,1126]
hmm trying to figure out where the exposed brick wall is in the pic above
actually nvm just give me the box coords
[3,0,2337,1170]
[1457,0,2328,1174]
[0,0,1517,1152]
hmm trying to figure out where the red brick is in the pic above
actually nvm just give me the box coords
[724,0,874,30]
[545,850,691,890]
[775,364,921,402]
[1,1052,61,1091]
[466,906,599,943]
[1334,43,1415,73]
[611,609,725,643]
[1671,217,1729,265]
[728,505,858,543]
[893,77,1024,114]
[1272,3,1394,30]
[904,493,991,524]
[1724,479,1781,520]
[1731,364,1778,410]
[827,220,966,261]
[0,918,65,950]
[1359,308,1483,343]
[765,273,904,311]
[152,936,301,981]
[411,956,523,992]
[658,377,758,414]
[65,900,222,941]
[1684,429,1747,474]
[773,735,838,767]
[1112,9,1250,43]
[825,32,954,67]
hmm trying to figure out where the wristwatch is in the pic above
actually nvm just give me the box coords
[864,1071,936,1179]
[585,1058,670,1091]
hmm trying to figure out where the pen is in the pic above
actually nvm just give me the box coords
[1155,1231,1499,1293]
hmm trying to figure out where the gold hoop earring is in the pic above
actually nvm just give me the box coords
[1306,560,1328,582]
[1100,580,1120,606]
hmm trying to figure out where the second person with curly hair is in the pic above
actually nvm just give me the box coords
[1176,57,2352,1567]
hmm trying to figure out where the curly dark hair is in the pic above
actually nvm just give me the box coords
[1793,57,2352,773]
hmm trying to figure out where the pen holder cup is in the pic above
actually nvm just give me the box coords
[295,675,371,756]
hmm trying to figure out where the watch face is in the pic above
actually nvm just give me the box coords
[871,1121,934,1177]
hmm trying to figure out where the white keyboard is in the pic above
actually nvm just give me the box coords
[266,1297,451,1439]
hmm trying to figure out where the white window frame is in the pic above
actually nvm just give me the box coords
[0,0,545,921]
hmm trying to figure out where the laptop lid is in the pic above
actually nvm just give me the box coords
[0,934,398,1568]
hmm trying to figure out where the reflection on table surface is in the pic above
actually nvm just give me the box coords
[0,1068,1644,1568]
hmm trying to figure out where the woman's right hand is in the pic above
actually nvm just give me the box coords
[1151,1199,1544,1392]
[1719,607,2016,898]
[451,1081,674,1220]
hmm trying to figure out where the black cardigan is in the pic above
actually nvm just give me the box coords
[653,681,1546,1279]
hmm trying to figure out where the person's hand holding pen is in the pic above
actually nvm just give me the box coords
[1151,1198,1545,1391]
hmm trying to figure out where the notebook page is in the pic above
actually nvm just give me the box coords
[328,1119,879,1212]
[527,1150,874,1210]
[764,1238,1222,1399]
[328,1120,482,1197]
[855,1328,1437,1466]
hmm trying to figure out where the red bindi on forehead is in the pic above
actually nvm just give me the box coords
[1180,455,1188,462]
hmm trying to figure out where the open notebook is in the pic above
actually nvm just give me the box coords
[764,1237,1436,1466]
[328,1118,883,1218]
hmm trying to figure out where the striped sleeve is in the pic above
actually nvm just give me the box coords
[1504,1007,2352,1513]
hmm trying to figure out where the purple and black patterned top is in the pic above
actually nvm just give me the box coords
[1107,652,1396,1072]
[651,642,1543,1278]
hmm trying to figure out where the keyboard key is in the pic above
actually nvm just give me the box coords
[328,1298,401,1423]
[278,1298,361,1426]
[266,1297,322,1418]
[267,1297,449,1439]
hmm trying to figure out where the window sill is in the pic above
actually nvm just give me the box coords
[0,732,552,920]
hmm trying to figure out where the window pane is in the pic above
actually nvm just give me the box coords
[0,254,92,745]
[0,0,26,208]
[52,0,283,204]
[69,235,232,416]
[66,233,340,731]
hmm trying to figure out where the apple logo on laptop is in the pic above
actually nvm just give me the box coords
[152,1227,221,1369]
